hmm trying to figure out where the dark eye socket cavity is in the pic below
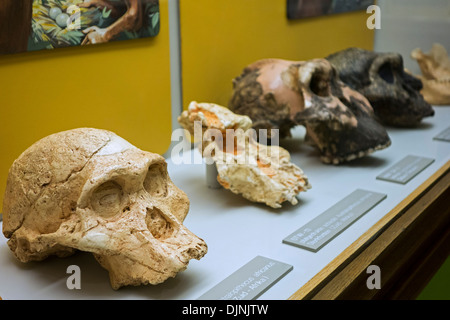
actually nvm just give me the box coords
[310,71,331,97]
[143,164,168,197]
[378,62,395,84]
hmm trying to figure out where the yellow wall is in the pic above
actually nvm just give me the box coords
[180,0,374,108]
[0,0,375,209]
[0,0,172,208]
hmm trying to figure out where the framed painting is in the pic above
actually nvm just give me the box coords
[0,0,160,55]
[287,0,374,19]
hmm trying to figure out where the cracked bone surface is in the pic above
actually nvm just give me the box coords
[178,102,311,209]
[411,43,450,106]
[2,128,207,289]
[229,58,392,164]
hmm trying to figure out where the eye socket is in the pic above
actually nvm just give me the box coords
[378,62,395,84]
[143,164,168,197]
[310,72,331,97]
[91,181,123,218]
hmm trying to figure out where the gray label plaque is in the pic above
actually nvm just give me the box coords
[376,155,435,184]
[283,189,386,252]
[198,256,293,300]
[434,126,450,142]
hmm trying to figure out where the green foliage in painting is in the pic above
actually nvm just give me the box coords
[30,0,160,51]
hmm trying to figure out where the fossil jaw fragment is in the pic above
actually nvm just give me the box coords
[178,102,311,208]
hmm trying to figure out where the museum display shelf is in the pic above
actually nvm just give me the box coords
[0,106,448,300]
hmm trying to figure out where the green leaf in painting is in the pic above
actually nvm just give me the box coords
[102,7,112,19]
[151,12,159,29]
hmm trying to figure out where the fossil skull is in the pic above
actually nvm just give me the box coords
[411,43,450,106]
[178,102,311,208]
[326,47,435,126]
[229,58,391,164]
[2,128,207,289]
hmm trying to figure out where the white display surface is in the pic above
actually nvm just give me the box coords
[0,107,449,300]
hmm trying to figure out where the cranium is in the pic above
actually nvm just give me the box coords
[2,128,207,289]
[229,58,391,165]
[411,43,450,106]
[326,47,435,126]
[178,102,311,208]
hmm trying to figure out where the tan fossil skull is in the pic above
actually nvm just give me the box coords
[178,102,311,208]
[411,43,450,106]
[2,128,207,289]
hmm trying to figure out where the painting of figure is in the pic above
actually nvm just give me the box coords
[287,0,374,19]
[0,0,160,55]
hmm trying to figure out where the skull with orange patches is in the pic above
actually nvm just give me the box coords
[2,128,207,289]
[229,58,391,164]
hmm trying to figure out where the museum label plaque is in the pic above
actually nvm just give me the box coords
[376,155,435,184]
[283,189,387,252]
[198,256,293,300]
[433,126,450,142]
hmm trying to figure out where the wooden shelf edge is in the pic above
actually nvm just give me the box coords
[289,160,450,300]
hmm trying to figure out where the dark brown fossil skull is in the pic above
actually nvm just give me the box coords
[326,47,435,127]
[229,58,391,165]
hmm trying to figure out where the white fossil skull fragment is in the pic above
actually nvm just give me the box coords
[178,102,311,209]
[179,101,253,132]
[178,101,253,153]
[411,43,450,105]
[2,128,207,289]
